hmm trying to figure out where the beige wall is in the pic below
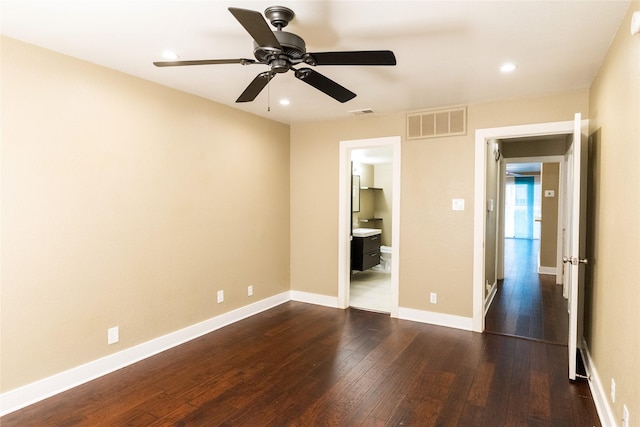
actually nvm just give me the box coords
[500,135,568,158]
[0,37,290,392]
[539,163,559,269]
[291,90,588,317]
[374,163,393,247]
[586,1,640,421]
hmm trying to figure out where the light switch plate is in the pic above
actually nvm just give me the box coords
[452,199,465,211]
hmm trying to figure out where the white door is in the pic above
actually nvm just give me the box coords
[564,113,588,380]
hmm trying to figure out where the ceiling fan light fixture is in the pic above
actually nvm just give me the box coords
[279,99,290,106]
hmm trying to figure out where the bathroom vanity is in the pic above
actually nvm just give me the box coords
[351,228,381,271]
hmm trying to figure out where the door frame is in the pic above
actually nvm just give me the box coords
[338,136,401,317]
[473,120,577,332]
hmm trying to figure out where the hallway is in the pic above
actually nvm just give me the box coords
[485,238,568,344]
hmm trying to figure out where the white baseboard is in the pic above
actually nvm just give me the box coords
[0,291,477,416]
[290,290,339,308]
[0,291,290,416]
[581,338,616,427]
[538,265,557,275]
[398,307,474,331]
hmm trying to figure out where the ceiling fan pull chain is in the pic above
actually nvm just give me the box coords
[267,66,271,112]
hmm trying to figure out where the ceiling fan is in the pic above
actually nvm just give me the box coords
[153,6,397,103]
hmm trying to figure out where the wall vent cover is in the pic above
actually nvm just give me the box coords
[406,106,467,139]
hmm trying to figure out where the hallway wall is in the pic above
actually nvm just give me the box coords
[539,163,560,270]
[586,1,640,420]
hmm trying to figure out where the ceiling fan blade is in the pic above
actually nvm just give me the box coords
[236,71,275,103]
[294,68,356,103]
[228,7,282,51]
[304,50,396,66]
[153,58,256,67]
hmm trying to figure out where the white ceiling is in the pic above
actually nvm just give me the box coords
[1,0,630,125]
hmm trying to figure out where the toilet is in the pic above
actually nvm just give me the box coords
[380,246,392,272]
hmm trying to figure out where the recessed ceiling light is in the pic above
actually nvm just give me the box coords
[500,62,516,73]
[279,99,290,106]
[161,50,180,60]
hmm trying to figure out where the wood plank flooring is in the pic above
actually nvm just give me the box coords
[485,238,569,344]
[2,301,599,426]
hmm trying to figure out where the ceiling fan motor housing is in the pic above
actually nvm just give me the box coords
[253,30,306,72]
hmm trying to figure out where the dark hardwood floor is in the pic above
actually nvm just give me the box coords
[2,301,599,426]
[485,238,569,344]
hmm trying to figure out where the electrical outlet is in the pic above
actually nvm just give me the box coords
[611,378,616,403]
[217,290,224,303]
[107,326,119,345]
[248,285,253,296]
[430,292,437,304]
[622,404,629,427]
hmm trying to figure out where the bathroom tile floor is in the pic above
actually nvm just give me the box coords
[349,268,391,313]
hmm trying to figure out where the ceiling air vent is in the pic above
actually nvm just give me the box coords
[406,106,467,140]
[348,108,375,116]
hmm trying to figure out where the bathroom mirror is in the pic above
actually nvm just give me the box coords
[352,175,360,212]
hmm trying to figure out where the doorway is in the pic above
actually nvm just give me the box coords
[476,114,588,380]
[486,161,568,343]
[349,147,393,312]
[338,136,401,317]
[473,120,577,332]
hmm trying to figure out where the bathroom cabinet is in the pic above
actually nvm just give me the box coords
[351,234,381,271]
